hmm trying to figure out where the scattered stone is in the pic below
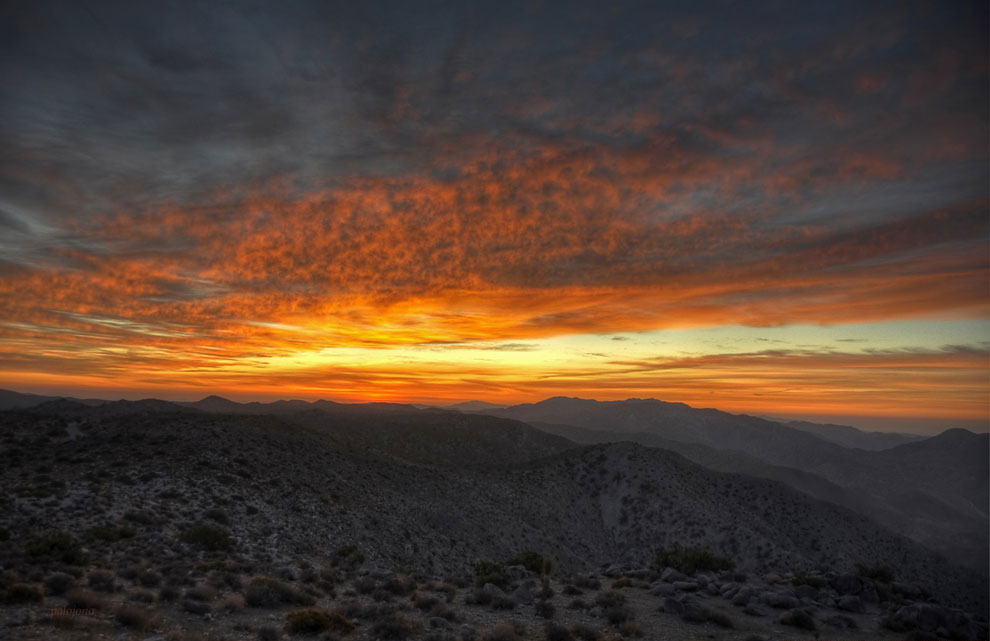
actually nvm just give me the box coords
[662,597,684,615]
[825,614,858,629]
[794,584,818,600]
[510,583,533,606]
[837,595,864,613]
[651,582,675,597]
[672,581,698,592]
[764,591,799,609]
[831,574,862,595]
[661,567,688,583]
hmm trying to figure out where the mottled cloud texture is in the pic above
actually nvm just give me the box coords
[0,0,987,424]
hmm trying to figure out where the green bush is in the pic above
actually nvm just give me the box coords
[24,531,88,565]
[505,550,553,575]
[285,608,332,635]
[473,560,508,588]
[179,523,233,551]
[855,562,894,583]
[653,543,734,575]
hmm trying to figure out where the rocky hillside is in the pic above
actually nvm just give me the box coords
[483,397,989,571]
[1,403,985,616]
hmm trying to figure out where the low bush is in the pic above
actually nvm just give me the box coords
[473,560,509,589]
[245,576,315,607]
[179,523,233,551]
[505,550,553,575]
[65,588,105,610]
[653,543,734,575]
[114,604,155,630]
[285,608,331,635]
[4,583,43,603]
[44,572,76,595]
[855,562,894,583]
[24,531,88,565]
[780,608,816,631]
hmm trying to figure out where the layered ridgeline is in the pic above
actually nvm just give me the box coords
[0,393,985,621]
[479,397,989,572]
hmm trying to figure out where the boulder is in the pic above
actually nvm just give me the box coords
[794,584,819,601]
[831,574,862,595]
[837,595,864,613]
[651,583,675,597]
[681,599,709,623]
[673,581,698,592]
[731,588,752,606]
[662,597,684,615]
[661,567,689,583]
[504,565,528,581]
[764,591,799,609]
[510,583,533,606]
[825,614,858,629]
[482,583,506,599]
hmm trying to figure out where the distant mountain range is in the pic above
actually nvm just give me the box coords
[0,387,986,599]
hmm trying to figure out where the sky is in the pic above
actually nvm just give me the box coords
[0,0,987,433]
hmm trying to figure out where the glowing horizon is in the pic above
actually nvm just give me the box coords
[1,1,987,434]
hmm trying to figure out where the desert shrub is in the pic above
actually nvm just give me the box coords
[545,623,574,641]
[87,523,135,542]
[185,583,217,601]
[780,608,816,631]
[123,510,155,525]
[563,584,582,596]
[220,593,246,611]
[24,531,88,565]
[333,544,365,569]
[371,615,418,640]
[158,585,179,601]
[285,608,332,635]
[505,550,554,576]
[568,598,589,610]
[573,575,601,590]
[536,600,555,619]
[65,588,104,610]
[179,523,233,551]
[87,570,117,593]
[4,583,43,603]
[44,572,76,595]
[619,621,643,637]
[245,576,315,607]
[383,574,415,595]
[707,609,735,628]
[257,625,279,641]
[414,592,441,611]
[610,577,632,589]
[114,604,155,629]
[791,572,824,588]
[855,562,894,583]
[482,622,522,641]
[492,595,516,610]
[653,543,734,575]
[594,590,626,608]
[327,611,357,633]
[429,602,457,621]
[570,623,602,641]
[129,589,156,603]
[203,508,230,525]
[473,560,508,588]
[138,570,162,587]
[605,605,634,625]
[465,588,492,606]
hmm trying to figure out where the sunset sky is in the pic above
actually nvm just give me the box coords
[1,0,987,432]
